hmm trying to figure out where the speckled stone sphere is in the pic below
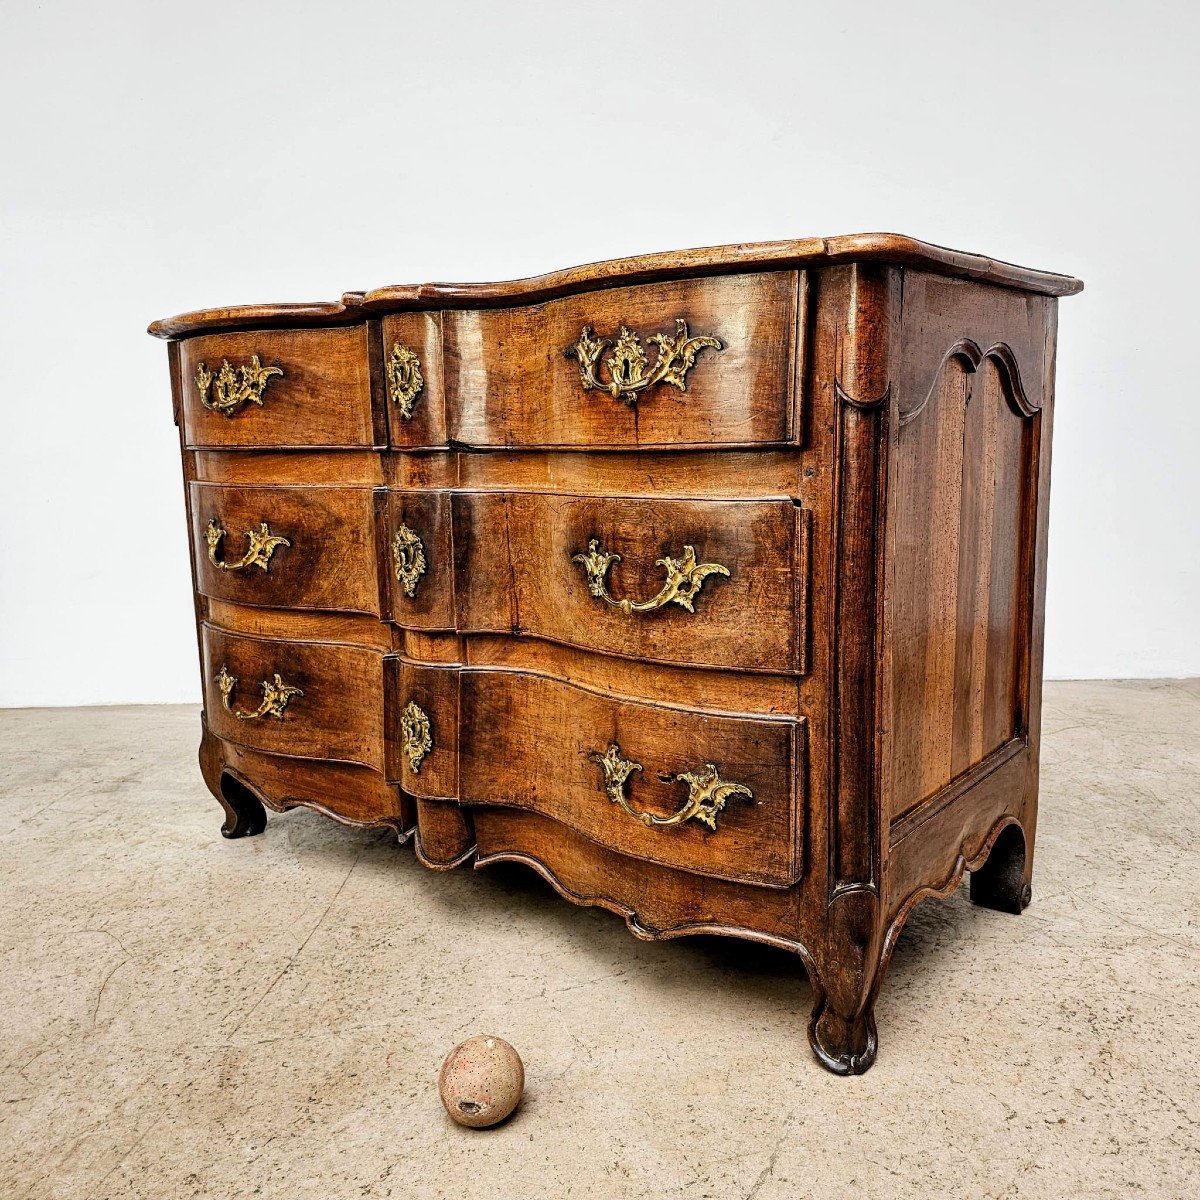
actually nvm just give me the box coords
[438,1035,524,1128]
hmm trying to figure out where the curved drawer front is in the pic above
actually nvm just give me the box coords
[383,489,455,630]
[459,670,804,888]
[201,625,386,770]
[189,483,382,615]
[452,492,807,673]
[443,271,799,448]
[382,312,446,449]
[179,326,377,449]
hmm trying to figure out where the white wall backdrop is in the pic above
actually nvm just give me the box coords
[2,0,1197,706]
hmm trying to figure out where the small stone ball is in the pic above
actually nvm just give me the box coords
[438,1035,524,1128]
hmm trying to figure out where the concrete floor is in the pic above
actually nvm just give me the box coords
[1,681,1197,1199]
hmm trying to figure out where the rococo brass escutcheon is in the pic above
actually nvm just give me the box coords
[566,318,722,405]
[571,538,729,615]
[215,665,303,721]
[195,355,283,417]
[387,341,424,419]
[401,701,432,773]
[588,742,752,831]
[205,519,290,572]
[392,524,427,598]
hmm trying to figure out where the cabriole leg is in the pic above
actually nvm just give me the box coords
[808,890,884,1075]
[808,995,878,1076]
[217,771,268,839]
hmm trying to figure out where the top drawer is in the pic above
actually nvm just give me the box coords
[178,326,379,450]
[442,271,801,448]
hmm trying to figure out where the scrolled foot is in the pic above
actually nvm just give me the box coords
[217,772,268,839]
[808,999,878,1076]
[970,822,1031,914]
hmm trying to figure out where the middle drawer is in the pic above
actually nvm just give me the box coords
[189,482,382,616]
[390,491,809,675]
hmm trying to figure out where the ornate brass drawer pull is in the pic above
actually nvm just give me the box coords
[588,743,752,831]
[205,519,289,572]
[195,355,283,417]
[401,701,433,772]
[572,539,729,615]
[387,341,424,419]
[392,524,427,598]
[215,665,303,721]
[566,318,722,406]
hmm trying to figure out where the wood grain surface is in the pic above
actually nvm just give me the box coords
[150,233,1083,338]
[178,326,378,449]
[189,482,381,615]
[458,669,803,888]
[451,491,806,672]
[443,272,799,448]
[201,624,388,770]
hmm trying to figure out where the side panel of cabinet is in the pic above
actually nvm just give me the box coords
[883,273,1053,824]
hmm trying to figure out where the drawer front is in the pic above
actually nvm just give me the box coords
[382,312,446,448]
[452,492,807,673]
[459,670,803,888]
[189,483,382,615]
[201,625,386,770]
[396,661,460,800]
[179,326,379,449]
[384,489,455,629]
[443,272,799,447]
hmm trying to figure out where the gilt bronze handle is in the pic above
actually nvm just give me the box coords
[565,318,722,406]
[387,341,424,419]
[215,665,303,721]
[205,519,289,572]
[571,538,729,615]
[588,743,752,831]
[195,355,283,417]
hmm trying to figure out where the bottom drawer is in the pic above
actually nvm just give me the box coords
[201,624,387,771]
[458,670,804,888]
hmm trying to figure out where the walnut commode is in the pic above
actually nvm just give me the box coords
[150,235,1081,1074]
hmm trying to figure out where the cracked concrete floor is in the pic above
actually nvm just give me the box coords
[1,681,1197,1199]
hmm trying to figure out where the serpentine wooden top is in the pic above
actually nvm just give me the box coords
[148,233,1083,339]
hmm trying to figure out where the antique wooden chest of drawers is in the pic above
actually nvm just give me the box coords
[150,235,1081,1074]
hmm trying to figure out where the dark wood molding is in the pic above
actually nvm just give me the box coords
[414,830,477,871]
[900,338,1041,426]
[827,264,896,896]
[474,845,823,972]
[204,742,414,843]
